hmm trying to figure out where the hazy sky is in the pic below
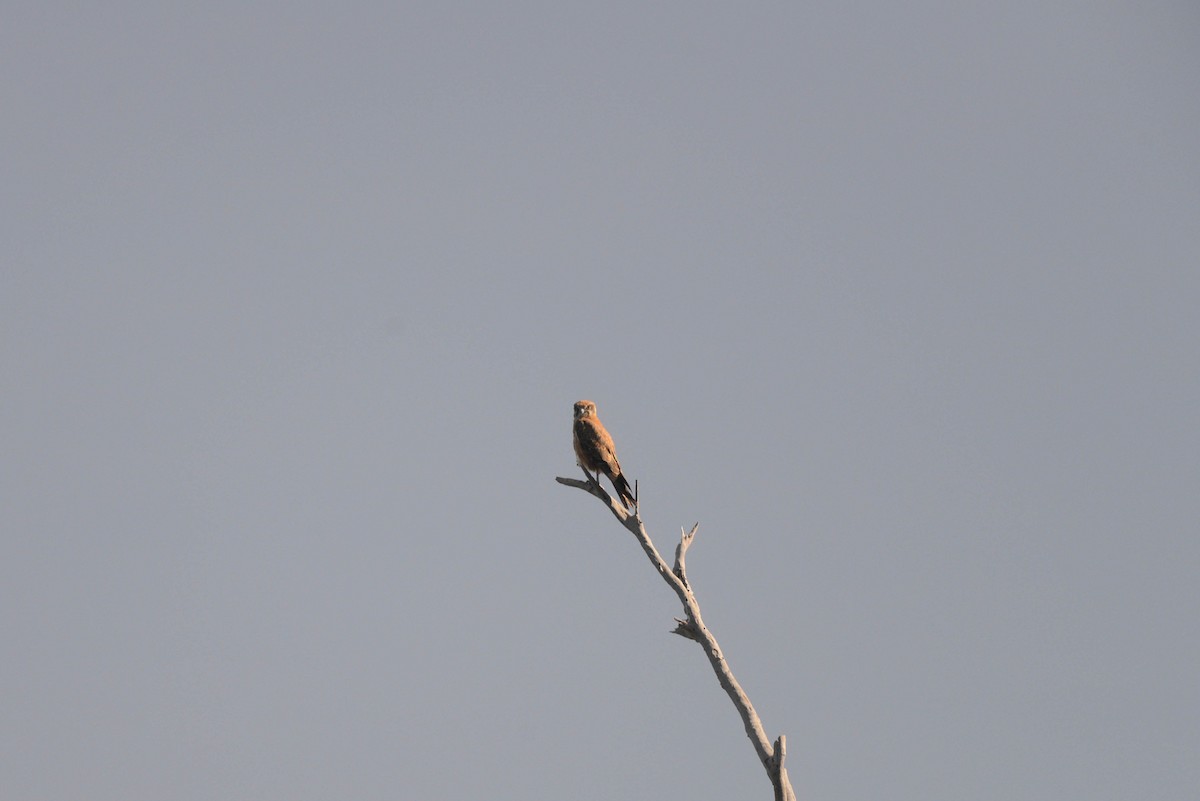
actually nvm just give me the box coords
[4,3,1198,800]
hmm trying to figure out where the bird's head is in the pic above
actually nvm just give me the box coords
[573,400,596,420]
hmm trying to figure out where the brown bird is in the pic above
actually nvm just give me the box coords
[572,399,636,508]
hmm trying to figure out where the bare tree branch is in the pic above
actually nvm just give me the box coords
[555,475,797,801]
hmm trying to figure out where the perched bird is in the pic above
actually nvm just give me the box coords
[572,399,636,508]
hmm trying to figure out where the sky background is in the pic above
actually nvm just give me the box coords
[3,3,1198,800]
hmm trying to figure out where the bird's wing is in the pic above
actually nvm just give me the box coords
[575,417,621,473]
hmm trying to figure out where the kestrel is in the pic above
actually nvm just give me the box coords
[573,399,636,508]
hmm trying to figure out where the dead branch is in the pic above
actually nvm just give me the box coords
[556,474,796,801]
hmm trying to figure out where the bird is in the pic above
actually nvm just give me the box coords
[572,399,636,508]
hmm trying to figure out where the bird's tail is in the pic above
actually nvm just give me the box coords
[611,472,636,508]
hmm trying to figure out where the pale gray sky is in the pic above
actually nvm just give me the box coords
[3,3,1198,800]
